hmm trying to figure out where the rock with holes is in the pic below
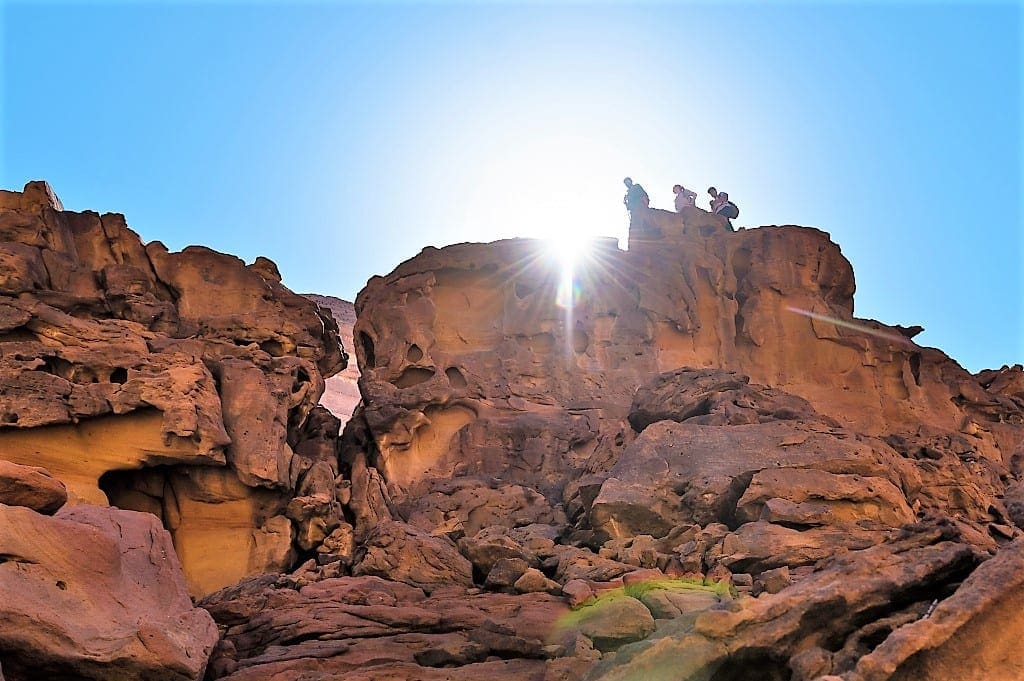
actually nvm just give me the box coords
[0,504,218,680]
[0,181,346,596]
[346,214,1023,580]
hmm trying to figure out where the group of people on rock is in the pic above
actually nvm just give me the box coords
[623,177,739,223]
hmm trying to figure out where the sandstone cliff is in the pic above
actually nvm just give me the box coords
[2,182,1023,681]
[198,205,1023,680]
[0,181,347,598]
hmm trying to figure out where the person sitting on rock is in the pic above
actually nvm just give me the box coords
[623,177,650,213]
[673,184,698,211]
[708,186,739,229]
[708,186,728,213]
[708,186,741,218]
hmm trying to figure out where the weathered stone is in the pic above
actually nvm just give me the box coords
[485,557,532,590]
[755,566,792,595]
[0,504,217,680]
[846,535,1024,681]
[0,182,347,596]
[590,523,980,680]
[200,574,567,680]
[716,520,881,572]
[628,367,826,431]
[735,468,915,527]
[0,460,67,513]
[562,594,655,652]
[590,419,911,541]
[459,526,540,574]
[353,520,474,592]
[514,568,560,594]
[305,294,361,422]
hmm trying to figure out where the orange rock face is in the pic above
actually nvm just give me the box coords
[4,182,1024,681]
[290,205,1023,680]
[0,181,346,596]
[350,209,1019,534]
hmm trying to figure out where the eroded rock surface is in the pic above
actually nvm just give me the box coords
[0,181,346,595]
[308,205,1022,680]
[0,504,218,681]
[305,294,361,422]
[5,184,1024,680]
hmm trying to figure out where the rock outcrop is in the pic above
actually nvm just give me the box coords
[3,183,1023,680]
[304,294,360,421]
[293,205,1019,679]
[0,504,219,681]
[0,181,346,595]
[0,460,218,680]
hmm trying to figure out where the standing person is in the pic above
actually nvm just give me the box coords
[673,184,697,211]
[623,177,650,213]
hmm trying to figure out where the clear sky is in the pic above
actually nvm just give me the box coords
[2,1,1020,372]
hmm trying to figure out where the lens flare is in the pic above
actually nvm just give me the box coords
[785,306,916,347]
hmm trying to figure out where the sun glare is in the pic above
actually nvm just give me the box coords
[461,132,627,250]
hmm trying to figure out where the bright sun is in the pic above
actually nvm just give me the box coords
[460,132,628,251]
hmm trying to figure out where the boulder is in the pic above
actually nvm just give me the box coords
[0,460,66,513]
[560,593,655,652]
[0,504,217,680]
[353,520,474,592]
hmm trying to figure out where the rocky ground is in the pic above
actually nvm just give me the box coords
[0,182,1022,680]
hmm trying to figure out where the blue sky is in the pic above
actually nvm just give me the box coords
[2,1,1020,372]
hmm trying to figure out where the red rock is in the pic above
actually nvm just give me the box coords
[0,504,217,680]
[0,460,66,513]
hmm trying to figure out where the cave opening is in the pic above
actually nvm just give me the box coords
[98,466,172,525]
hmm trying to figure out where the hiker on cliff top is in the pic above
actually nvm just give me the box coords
[708,186,739,230]
[673,184,698,211]
[623,177,649,213]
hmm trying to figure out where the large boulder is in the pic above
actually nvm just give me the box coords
[0,504,218,680]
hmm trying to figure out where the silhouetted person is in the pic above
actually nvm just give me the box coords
[673,184,697,211]
[623,177,649,213]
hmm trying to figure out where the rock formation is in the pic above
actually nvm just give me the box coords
[0,459,219,680]
[2,183,1022,680]
[0,181,346,597]
[304,294,360,421]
